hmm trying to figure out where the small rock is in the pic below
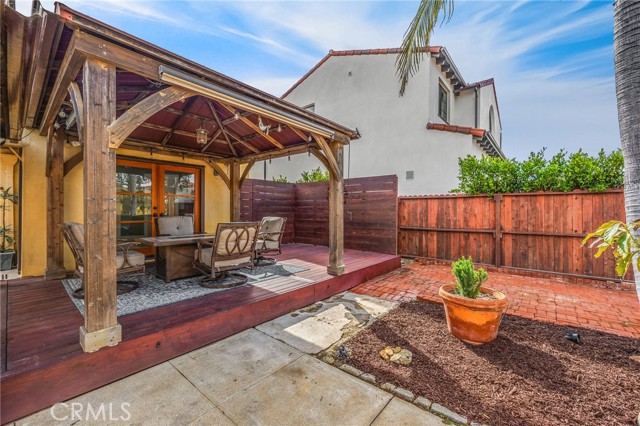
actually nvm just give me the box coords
[414,396,432,411]
[390,349,413,365]
[339,364,363,377]
[431,403,468,425]
[471,422,488,426]
[393,346,402,354]
[360,373,376,384]
[384,346,394,356]
[379,349,390,361]
[392,387,415,402]
[322,355,335,365]
[381,382,396,392]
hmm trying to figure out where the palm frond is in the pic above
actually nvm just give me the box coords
[396,0,454,96]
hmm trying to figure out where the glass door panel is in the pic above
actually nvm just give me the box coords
[159,166,200,233]
[116,162,155,241]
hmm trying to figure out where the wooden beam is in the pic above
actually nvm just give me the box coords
[63,151,83,177]
[312,135,340,180]
[207,100,237,157]
[200,128,224,152]
[205,159,231,190]
[239,143,314,163]
[45,128,66,280]
[229,160,241,221]
[161,96,198,146]
[327,143,345,276]
[218,102,284,150]
[226,130,260,154]
[310,147,332,172]
[5,8,27,140]
[239,160,255,185]
[108,86,194,149]
[68,82,84,138]
[39,32,85,135]
[80,57,120,352]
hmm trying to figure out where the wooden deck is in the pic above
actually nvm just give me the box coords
[0,244,400,424]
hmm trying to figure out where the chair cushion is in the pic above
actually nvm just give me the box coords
[116,250,145,269]
[157,216,194,236]
[259,217,285,241]
[196,247,251,270]
[256,239,280,250]
[68,222,85,249]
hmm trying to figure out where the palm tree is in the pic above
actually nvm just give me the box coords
[614,0,640,299]
[396,0,454,96]
[399,0,640,298]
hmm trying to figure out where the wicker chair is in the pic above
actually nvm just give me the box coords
[194,221,260,288]
[255,217,287,266]
[60,222,145,299]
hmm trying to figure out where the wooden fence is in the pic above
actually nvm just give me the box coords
[398,190,631,281]
[241,175,398,255]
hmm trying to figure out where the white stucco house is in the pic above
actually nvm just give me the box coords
[250,47,505,195]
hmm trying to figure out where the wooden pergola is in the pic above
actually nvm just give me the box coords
[11,4,357,352]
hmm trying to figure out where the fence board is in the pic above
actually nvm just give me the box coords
[398,190,631,281]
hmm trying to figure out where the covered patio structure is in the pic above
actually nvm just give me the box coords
[6,3,358,353]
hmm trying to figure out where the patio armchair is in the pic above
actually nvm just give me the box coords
[194,221,260,288]
[156,215,195,236]
[255,216,287,266]
[60,222,145,299]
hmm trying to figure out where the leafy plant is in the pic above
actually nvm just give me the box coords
[451,256,488,298]
[272,175,289,183]
[582,220,640,277]
[296,167,329,183]
[0,187,19,253]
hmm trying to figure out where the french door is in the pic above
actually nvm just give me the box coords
[116,159,201,244]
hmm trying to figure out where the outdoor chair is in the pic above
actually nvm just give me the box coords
[156,215,195,236]
[194,221,260,289]
[255,216,287,266]
[60,222,145,299]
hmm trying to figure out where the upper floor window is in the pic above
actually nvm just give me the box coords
[438,82,449,123]
[489,105,495,133]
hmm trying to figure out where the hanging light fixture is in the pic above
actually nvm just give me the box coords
[196,119,208,145]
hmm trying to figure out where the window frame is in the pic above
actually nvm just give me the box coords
[438,81,449,123]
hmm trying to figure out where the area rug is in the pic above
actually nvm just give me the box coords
[62,263,308,317]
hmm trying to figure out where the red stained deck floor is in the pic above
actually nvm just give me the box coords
[1,244,400,424]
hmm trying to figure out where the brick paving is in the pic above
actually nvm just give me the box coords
[352,261,640,339]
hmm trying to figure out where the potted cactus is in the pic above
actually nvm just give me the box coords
[439,257,507,345]
[0,187,19,271]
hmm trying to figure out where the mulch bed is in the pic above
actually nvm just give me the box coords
[345,300,640,426]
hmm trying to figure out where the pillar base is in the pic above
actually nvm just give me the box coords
[44,268,67,280]
[79,323,122,353]
[327,264,345,276]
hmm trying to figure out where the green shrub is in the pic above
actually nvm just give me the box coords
[452,148,623,195]
[272,175,289,183]
[451,257,488,299]
[296,167,329,183]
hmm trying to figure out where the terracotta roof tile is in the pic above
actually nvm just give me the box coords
[427,122,486,138]
[281,47,442,98]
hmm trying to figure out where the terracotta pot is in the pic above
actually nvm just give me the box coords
[439,284,507,345]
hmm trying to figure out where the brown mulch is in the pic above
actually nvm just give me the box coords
[345,301,640,426]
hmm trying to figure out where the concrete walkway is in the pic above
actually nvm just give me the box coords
[14,293,448,426]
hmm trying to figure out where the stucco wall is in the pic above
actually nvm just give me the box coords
[18,131,231,276]
[250,53,498,195]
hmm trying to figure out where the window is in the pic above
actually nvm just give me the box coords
[489,106,495,133]
[438,82,449,122]
[406,170,414,181]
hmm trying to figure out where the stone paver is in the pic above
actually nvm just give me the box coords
[16,363,214,426]
[221,354,392,426]
[431,402,469,424]
[170,328,302,405]
[371,397,448,426]
[352,262,640,338]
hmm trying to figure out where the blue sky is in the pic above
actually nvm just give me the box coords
[16,0,620,160]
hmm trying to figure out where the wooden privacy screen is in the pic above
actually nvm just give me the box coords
[398,190,631,281]
[241,175,398,255]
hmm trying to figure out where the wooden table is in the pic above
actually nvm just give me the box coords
[139,234,215,282]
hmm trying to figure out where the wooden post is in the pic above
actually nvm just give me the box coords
[494,194,502,267]
[80,58,120,352]
[45,127,66,279]
[229,160,241,221]
[327,143,345,275]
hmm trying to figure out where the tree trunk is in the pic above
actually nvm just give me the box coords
[614,0,640,300]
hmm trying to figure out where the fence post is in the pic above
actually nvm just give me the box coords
[494,194,502,267]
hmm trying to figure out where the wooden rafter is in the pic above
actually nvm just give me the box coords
[218,102,284,150]
[161,96,198,146]
[200,128,224,152]
[312,134,340,180]
[239,143,314,163]
[206,100,237,157]
[225,129,260,154]
[108,86,193,149]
